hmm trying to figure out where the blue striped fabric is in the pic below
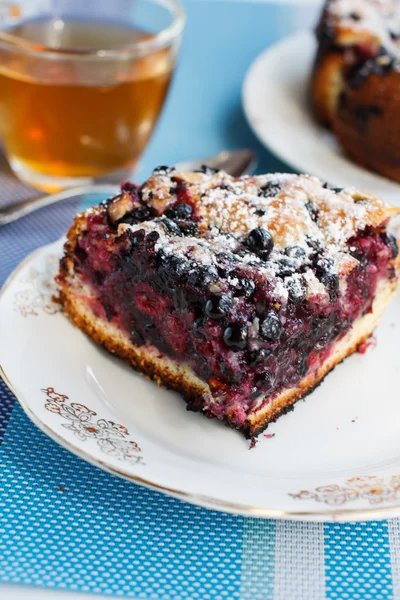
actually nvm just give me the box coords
[1,1,399,597]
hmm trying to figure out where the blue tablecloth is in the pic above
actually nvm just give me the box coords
[1,1,400,599]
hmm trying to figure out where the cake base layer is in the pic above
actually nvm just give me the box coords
[60,276,397,439]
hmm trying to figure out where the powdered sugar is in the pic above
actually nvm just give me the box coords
[112,168,395,305]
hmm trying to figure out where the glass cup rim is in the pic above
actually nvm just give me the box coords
[0,0,185,60]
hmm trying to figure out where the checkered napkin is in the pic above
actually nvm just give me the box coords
[1,174,400,600]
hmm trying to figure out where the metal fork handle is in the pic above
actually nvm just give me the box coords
[0,184,120,226]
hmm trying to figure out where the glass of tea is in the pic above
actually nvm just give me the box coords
[0,0,184,190]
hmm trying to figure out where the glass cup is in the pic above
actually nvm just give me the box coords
[0,0,184,191]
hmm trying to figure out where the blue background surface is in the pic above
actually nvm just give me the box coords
[2,2,400,599]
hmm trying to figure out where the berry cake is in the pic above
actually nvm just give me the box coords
[58,168,400,439]
[311,0,400,183]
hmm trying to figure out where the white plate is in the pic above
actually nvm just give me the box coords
[2,239,400,522]
[243,31,400,206]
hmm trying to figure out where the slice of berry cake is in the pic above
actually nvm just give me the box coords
[58,168,400,439]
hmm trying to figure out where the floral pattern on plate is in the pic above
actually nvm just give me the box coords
[43,387,144,465]
[290,475,400,505]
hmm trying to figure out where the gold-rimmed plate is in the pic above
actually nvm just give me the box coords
[2,239,400,521]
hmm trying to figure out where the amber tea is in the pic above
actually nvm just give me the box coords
[0,17,179,189]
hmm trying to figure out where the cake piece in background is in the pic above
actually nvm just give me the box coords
[311,0,400,183]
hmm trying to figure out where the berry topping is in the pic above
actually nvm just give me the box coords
[260,313,282,341]
[254,371,274,391]
[276,257,297,277]
[285,245,306,260]
[258,182,281,198]
[233,278,256,298]
[381,232,399,258]
[193,318,205,338]
[287,276,306,304]
[153,165,174,175]
[246,227,274,258]
[165,202,194,220]
[223,324,248,351]
[158,216,183,237]
[127,229,145,248]
[160,255,188,281]
[305,201,318,221]
[205,295,232,320]
[248,348,272,365]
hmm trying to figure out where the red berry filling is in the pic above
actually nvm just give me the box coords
[71,200,396,427]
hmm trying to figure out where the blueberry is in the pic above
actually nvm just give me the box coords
[193,318,205,339]
[254,371,274,392]
[188,265,218,286]
[165,202,193,220]
[219,359,244,383]
[223,324,248,351]
[260,313,281,341]
[205,295,232,320]
[287,278,306,304]
[127,229,145,247]
[285,245,306,260]
[295,356,309,378]
[234,278,256,298]
[305,201,318,221]
[276,257,297,277]
[317,270,339,299]
[246,227,274,258]
[159,216,182,236]
[381,232,399,258]
[258,182,281,198]
[248,348,272,365]
[161,255,188,280]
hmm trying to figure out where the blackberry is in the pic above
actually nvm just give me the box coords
[223,324,248,351]
[205,295,232,320]
[260,313,281,341]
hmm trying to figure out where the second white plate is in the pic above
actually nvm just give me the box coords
[243,30,400,205]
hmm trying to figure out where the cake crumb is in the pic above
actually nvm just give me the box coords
[264,433,275,439]
[357,336,377,354]
[249,437,257,449]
